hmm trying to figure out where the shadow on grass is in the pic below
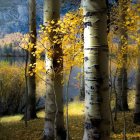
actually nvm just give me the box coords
[0,114,84,140]
[0,102,140,140]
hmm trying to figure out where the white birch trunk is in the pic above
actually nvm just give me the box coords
[43,0,66,139]
[82,0,110,140]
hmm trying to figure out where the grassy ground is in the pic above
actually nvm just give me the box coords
[1,101,140,140]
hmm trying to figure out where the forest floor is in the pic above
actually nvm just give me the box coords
[0,101,140,140]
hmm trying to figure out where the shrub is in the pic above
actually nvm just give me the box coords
[0,62,25,115]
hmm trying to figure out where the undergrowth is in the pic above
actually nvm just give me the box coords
[0,100,140,140]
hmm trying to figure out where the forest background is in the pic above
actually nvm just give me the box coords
[1,0,140,140]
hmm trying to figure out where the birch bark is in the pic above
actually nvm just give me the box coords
[82,0,110,139]
[43,0,66,139]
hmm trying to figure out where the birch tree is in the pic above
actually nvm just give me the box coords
[82,0,110,140]
[26,0,37,120]
[43,0,66,139]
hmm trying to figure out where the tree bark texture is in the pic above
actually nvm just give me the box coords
[27,0,37,120]
[83,0,110,140]
[43,0,66,139]
[80,64,85,100]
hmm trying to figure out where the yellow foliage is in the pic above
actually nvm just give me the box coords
[36,9,84,80]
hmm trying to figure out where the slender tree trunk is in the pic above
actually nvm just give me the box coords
[134,50,140,124]
[79,32,85,101]
[116,0,129,111]
[26,0,37,120]
[82,0,110,140]
[79,64,85,101]
[116,68,128,111]
[134,3,140,124]
[43,0,66,139]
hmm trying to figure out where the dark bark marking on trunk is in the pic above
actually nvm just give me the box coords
[85,119,101,140]
[94,64,99,70]
[84,57,89,61]
[84,10,107,17]
[84,22,92,28]
[84,45,108,50]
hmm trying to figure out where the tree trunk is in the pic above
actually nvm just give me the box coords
[134,51,140,124]
[134,4,140,124]
[116,0,129,111]
[82,0,110,140]
[26,0,37,120]
[116,67,128,111]
[43,0,66,139]
[79,64,85,101]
